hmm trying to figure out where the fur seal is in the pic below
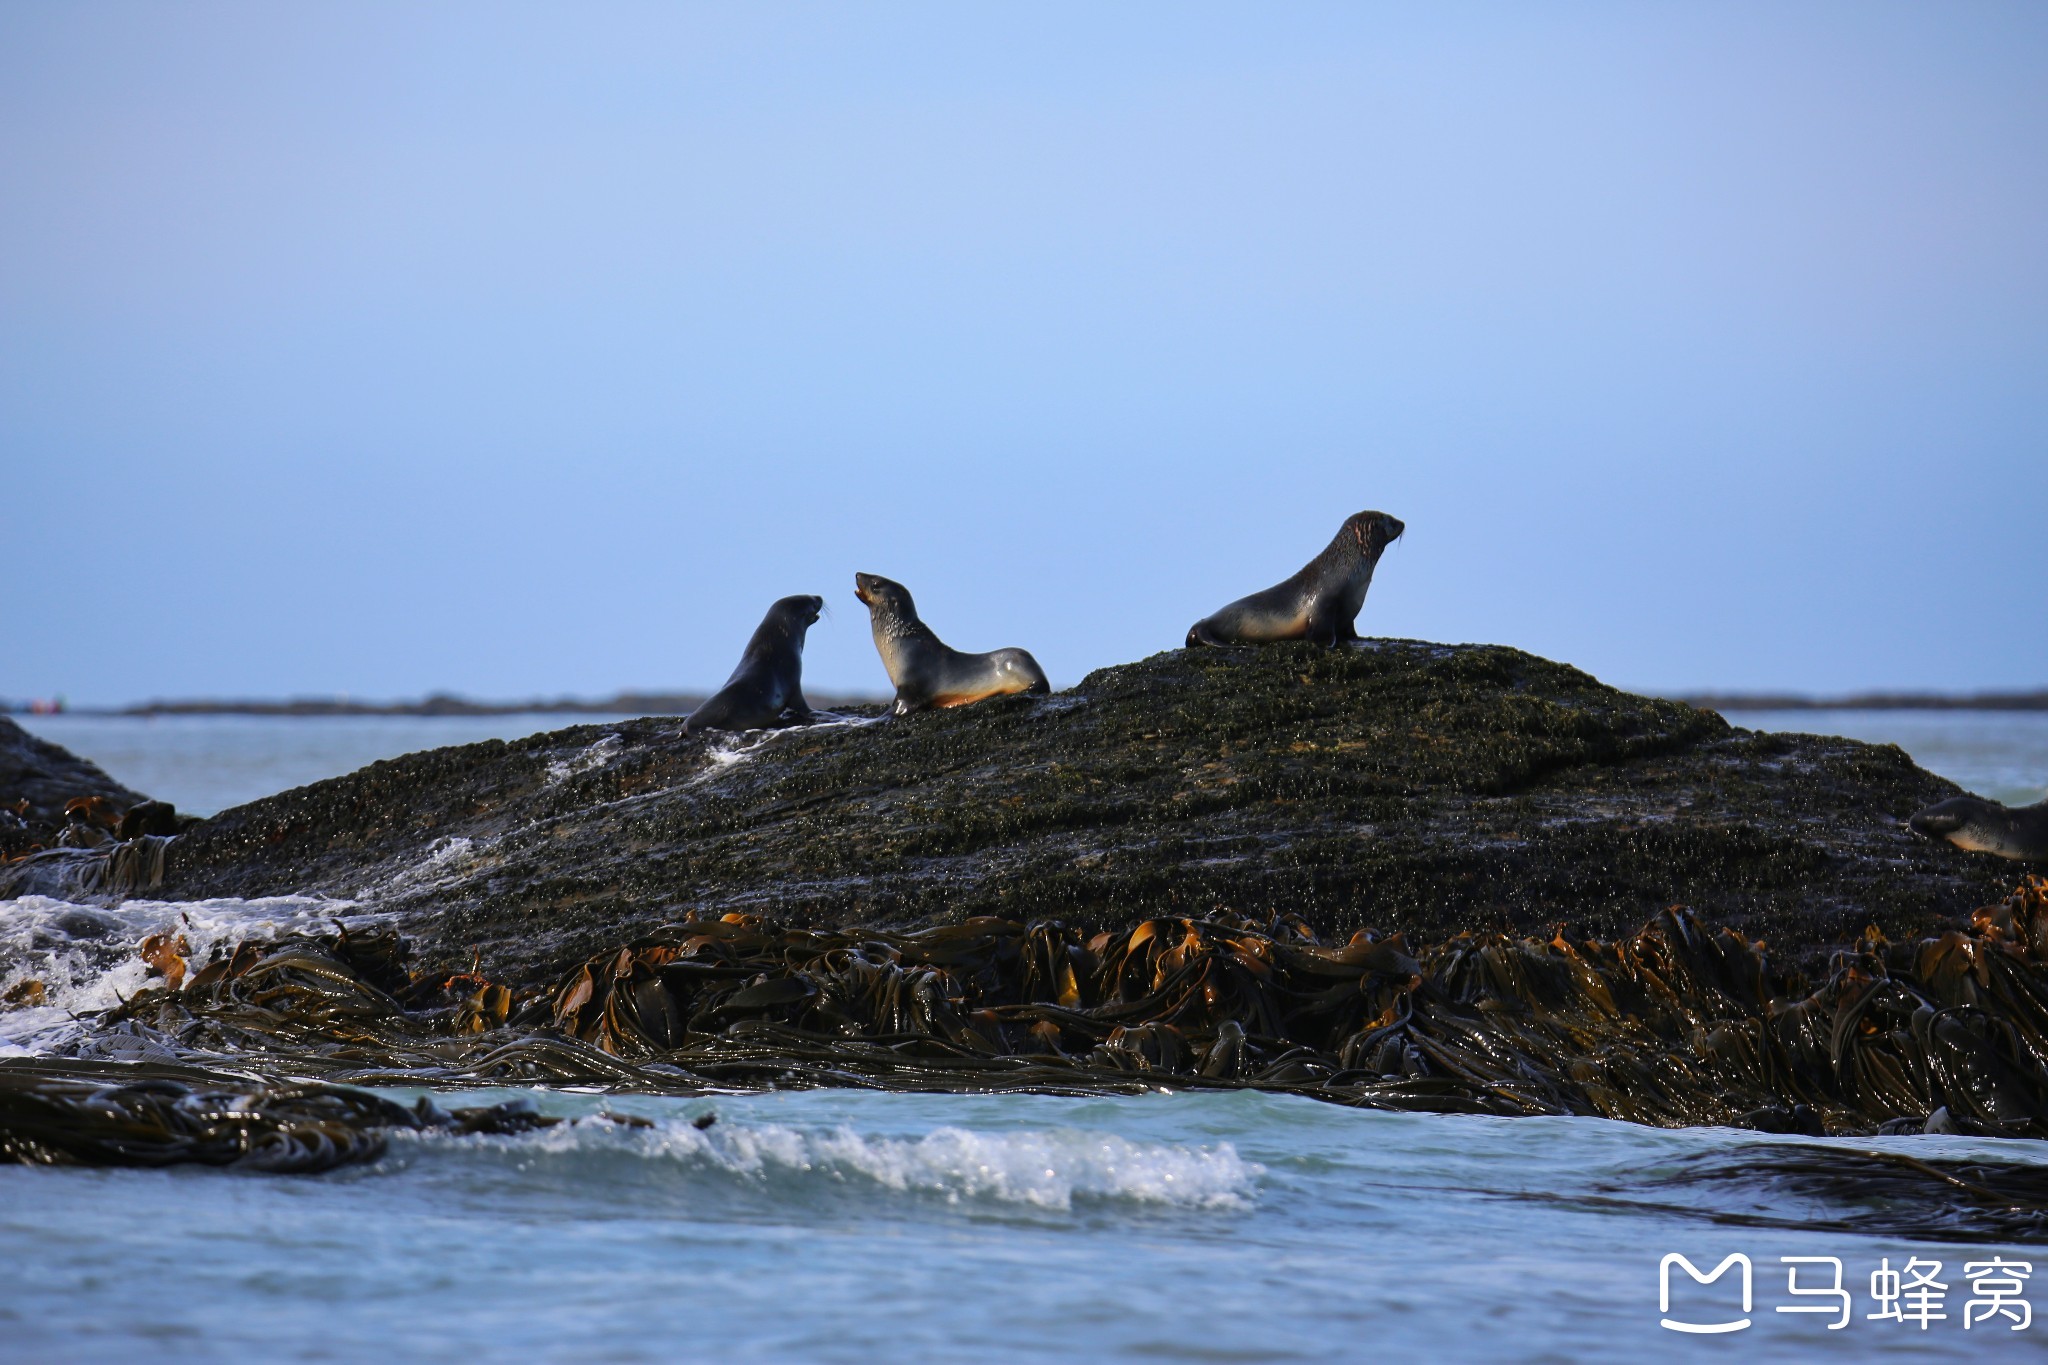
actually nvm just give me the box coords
[1185,510,1404,647]
[1908,795,2048,862]
[853,572,1050,715]
[682,595,823,736]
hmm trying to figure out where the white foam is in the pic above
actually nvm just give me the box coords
[0,892,373,1056]
[544,733,624,786]
[429,1116,1262,1211]
[380,835,488,896]
[691,730,777,780]
[689,714,884,785]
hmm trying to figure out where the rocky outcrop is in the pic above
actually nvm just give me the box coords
[0,718,146,828]
[145,640,2010,983]
[0,717,160,863]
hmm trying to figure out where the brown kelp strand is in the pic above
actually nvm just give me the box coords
[50,878,2048,1136]
[1512,1142,2048,1246]
[0,1059,570,1173]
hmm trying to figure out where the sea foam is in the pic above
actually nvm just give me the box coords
[421,1115,1263,1211]
[0,892,372,1056]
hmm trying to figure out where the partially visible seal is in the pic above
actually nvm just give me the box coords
[1185,510,1404,647]
[683,595,823,737]
[1908,795,2048,862]
[853,573,1050,715]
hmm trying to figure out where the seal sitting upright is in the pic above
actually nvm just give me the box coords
[1908,794,2048,862]
[853,573,1050,715]
[683,595,824,736]
[1186,510,1404,648]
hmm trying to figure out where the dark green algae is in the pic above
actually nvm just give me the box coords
[146,640,2005,985]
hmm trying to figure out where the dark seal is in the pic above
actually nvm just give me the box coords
[853,573,1050,715]
[1186,510,1404,647]
[1908,795,2048,862]
[682,595,824,737]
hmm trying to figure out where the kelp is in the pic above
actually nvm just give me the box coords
[55,878,2048,1138]
[0,1059,566,1173]
[1525,1142,2048,1246]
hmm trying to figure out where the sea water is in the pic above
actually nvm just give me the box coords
[3,710,2045,1361]
[4,1085,2044,1362]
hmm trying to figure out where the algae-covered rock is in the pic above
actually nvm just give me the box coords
[148,641,2007,982]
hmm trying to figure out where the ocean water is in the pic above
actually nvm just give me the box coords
[15,713,595,818]
[3,709,2045,1360]
[3,1082,2044,1363]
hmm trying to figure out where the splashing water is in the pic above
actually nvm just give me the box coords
[0,893,371,1056]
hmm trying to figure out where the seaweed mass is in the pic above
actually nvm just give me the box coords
[3,638,2043,1183]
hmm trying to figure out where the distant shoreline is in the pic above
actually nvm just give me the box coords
[5,686,2045,718]
[1671,690,2048,713]
[4,691,887,718]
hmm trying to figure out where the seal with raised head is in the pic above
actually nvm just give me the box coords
[1908,795,2048,862]
[1185,510,1404,648]
[853,572,1050,715]
[682,595,824,736]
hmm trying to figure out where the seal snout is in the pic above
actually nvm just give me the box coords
[1908,796,1975,840]
[1348,509,1403,552]
[1908,808,1964,838]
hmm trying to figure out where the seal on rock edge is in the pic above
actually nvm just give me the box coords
[682,595,824,736]
[853,572,1050,715]
[1186,510,1404,648]
[1909,795,2048,862]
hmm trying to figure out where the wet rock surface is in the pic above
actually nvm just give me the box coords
[147,641,2006,982]
[0,717,149,857]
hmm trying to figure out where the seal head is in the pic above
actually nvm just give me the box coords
[682,594,824,736]
[1186,510,1404,648]
[1908,795,2048,862]
[854,572,1050,715]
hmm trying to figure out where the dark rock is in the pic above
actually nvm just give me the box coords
[116,801,182,840]
[1740,1103,1827,1136]
[143,640,2010,983]
[0,718,150,858]
[0,718,146,827]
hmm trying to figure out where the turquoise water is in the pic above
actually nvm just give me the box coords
[4,709,2046,1360]
[3,1087,2041,1363]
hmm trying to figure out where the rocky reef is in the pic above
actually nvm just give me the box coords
[5,638,2042,1156]
[126,641,2011,978]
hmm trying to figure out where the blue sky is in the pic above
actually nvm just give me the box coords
[4,3,2044,704]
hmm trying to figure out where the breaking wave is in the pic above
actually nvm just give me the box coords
[0,893,371,1056]
[415,1114,1263,1211]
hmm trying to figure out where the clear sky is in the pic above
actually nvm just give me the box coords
[4,3,2044,705]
